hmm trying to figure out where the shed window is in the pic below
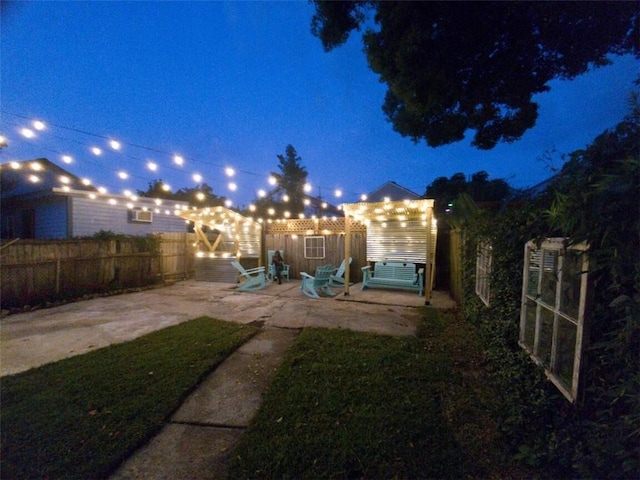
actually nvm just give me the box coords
[475,241,492,306]
[304,236,325,259]
[519,238,589,402]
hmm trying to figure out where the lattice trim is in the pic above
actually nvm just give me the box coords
[265,218,366,234]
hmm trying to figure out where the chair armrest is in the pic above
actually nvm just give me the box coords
[244,266,265,275]
[300,272,314,280]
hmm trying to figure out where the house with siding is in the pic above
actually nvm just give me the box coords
[366,181,422,202]
[1,158,189,239]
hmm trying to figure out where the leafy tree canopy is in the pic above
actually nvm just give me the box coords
[137,179,225,207]
[311,1,638,149]
[425,170,510,217]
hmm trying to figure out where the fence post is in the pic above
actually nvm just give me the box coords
[56,258,61,294]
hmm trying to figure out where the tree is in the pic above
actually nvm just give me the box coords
[137,179,225,207]
[311,1,638,149]
[424,170,510,217]
[251,145,309,218]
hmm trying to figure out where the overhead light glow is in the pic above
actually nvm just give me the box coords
[147,161,157,171]
[91,146,102,155]
[192,173,202,182]
[173,155,184,166]
[258,189,266,198]
[81,178,91,186]
[268,176,277,186]
[335,189,342,198]
[303,183,312,193]
[29,174,40,183]
[30,162,43,171]
[21,128,35,138]
[59,176,70,184]
[225,167,235,177]
[118,171,128,180]
[32,120,46,130]
[360,194,368,201]
[109,140,121,150]
[61,155,73,164]
[228,182,237,191]
[161,183,171,191]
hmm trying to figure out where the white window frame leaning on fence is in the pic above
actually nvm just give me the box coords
[519,238,590,402]
[304,235,325,259]
[475,241,492,307]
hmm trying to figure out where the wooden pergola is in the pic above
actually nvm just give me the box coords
[178,206,262,259]
[341,198,437,304]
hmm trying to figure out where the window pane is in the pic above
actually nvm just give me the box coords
[560,250,583,320]
[556,317,577,388]
[527,248,541,296]
[538,306,554,366]
[523,298,537,349]
[541,249,558,305]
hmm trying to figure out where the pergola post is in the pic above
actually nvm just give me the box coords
[344,211,352,296]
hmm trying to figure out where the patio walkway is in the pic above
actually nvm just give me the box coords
[1,279,456,479]
[1,279,455,377]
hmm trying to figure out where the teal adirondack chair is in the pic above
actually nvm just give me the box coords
[300,265,336,299]
[267,249,290,282]
[329,257,353,287]
[231,261,267,291]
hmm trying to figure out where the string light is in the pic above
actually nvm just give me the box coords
[3,112,378,217]
[21,128,35,138]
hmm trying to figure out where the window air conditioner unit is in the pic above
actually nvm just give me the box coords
[131,209,153,223]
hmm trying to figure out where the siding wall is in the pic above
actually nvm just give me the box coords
[71,196,188,237]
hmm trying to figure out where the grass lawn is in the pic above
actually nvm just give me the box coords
[0,317,258,480]
[228,308,515,479]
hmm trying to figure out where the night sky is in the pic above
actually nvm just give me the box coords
[2,1,638,208]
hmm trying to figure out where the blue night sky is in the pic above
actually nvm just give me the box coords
[2,1,638,208]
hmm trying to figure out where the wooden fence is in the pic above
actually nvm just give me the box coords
[0,233,196,309]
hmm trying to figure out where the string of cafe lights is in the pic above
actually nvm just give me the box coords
[0,112,370,221]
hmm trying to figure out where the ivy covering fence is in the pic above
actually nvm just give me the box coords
[451,101,639,477]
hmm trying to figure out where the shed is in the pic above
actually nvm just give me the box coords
[341,198,437,304]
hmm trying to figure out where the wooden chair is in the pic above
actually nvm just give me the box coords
[329,257,353,286]
[300,265,336,299]
[231,261,267,291]
[267,249,290,282]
